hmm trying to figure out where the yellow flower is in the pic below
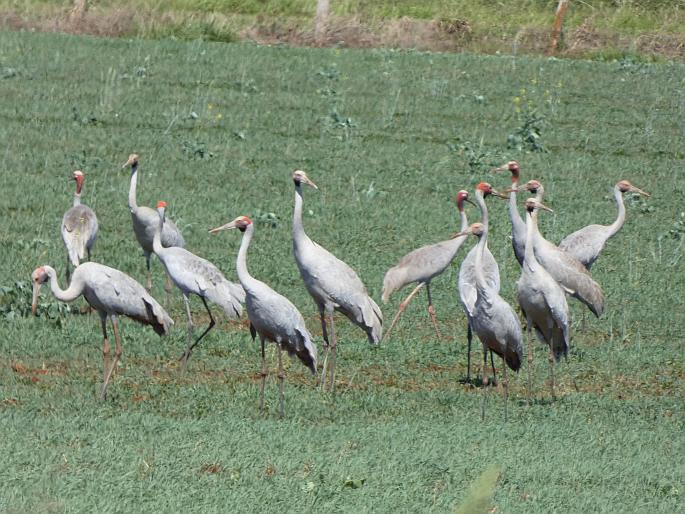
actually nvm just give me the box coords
[216,113,223,120]
[208,103,214,110]
[513,96,521,104]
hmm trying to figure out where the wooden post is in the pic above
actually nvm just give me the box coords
[315,0,330,45]
[548,0,569,55]
[69,0,88,22]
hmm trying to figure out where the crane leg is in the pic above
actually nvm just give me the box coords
[526,318,534,404]
[144,252,153,292]
[180,296,215,371]
[481,348,489,421]
[99,313,110,391]
[425,284,442,340]
[503,358,509,422]
[65,253,72,283]
[328,311,338,396]
[465,322,473,383]
[382,282,424,343]
[548,346,556,401]
[259,335,267,414]
[180,294,194,370]
[277,345,285,418]
[164,273,174,306]
[318,309,330,390]
[490,350,497,386]
[100,315,123,401]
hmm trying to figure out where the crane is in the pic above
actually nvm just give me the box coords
[559,180,650,269]
[291,170,382,393]
[209,215,317,418]
[31,262,173,400]
[493,160,526,266]
[458,182,506,384]
[517,198,570,401]
[152,201,244,370]
[121,154,185,296]
[381,190,475,341]
[61,170,98,281]
[453,222,523,421]
[514,180,605,319]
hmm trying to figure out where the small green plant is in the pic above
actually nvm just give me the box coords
[507,108,547,153]
[447,136,501,172]
[0,281,72,322]
[252,209,279,228]
[181,140,213,159]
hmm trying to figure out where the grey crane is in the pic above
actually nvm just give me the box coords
[291,170,382,393]
[209,215,317,418]
[61,170,98,281]
[381,190,475,341]
[559,180,650,269]
[517,198,570,401]
[458,182,506,384]
[493,161,526,266]
[152,201,244,370]
[122,154,185,295]
[453,222,523,421]
[31,262,173,400]
[515,180,605,319]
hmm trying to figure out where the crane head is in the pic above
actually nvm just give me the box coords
[72,170,85,194]
[524,198,553,214]
[476,182,508,199]
[492,161,520,180]
[455,190,475,211]
[31,266,50,316]
[452,222,485,239]
[515,179,543,196]
[156,200,167,221]
[209,215,253,234]
[293,170,318,190]
[617,180,650,197]
[122,153,139,169]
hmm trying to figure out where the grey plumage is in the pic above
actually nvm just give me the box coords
[210,216,317,417]
[559,180,650,269]
[382,190,472,341]
[152,202,243,369]
[61,171,98,273]
[31,262,172,400]
[122,154,185,292]
[493,161,526,266]
[517,199,570,400]
[291,170,381,392]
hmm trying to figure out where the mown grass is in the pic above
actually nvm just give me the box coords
[0,31,683,512]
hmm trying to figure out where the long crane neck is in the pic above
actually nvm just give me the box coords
[73,192,81,207]
[459,205,468,232]
[475,189,489,228]
[292,184,310,245]
[236,224,258,291]
[152,210,164,255]
[524,209,540,272]
[607,185,626,237]
[473,229,489,292]
[508,176,523,230]
[46,266,83,303]
[128,163,139,212]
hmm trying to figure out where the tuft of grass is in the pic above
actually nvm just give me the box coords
[454,465,501,514]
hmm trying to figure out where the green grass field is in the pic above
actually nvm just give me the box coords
[0,31,683,512]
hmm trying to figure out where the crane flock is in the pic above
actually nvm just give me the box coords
[31,156,650,419]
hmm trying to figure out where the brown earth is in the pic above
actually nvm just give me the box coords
[2,7,685,60]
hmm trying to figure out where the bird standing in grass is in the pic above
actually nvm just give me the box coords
[122,154,185,296]
[291,170,382,393]
[152,201,243,370]
[61,170,98,281]
[31,262,173,400]
[453,222,523,421]
[210,215,317,418]
[559,180,650,269]
[382,190,474,341]
[458,182,507,384]
[517,198,570,401]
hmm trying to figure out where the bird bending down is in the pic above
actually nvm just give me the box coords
[61,170,98,281]
[457,182,506,384]
[454,223,523,421]
[210,216,317,418]
[515,180,604,318]
[517,199,570,401]
[122,154,185,296]
[291,170,382,393]
[559,180,650,269]
[381,190,474,341]
[31,262,173,400]
[152,201,243,370]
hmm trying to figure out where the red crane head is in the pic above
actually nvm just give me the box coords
[31,266,50,316]
[476,182,507,199]
[455,190,475,211]
[493,161,520,181]
[72,170,85,194]
[209,215,253,234]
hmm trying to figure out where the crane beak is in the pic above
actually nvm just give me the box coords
[465,198,476,207]
[491,164,508,173]
[303,176,318,190]
[536,202,554,213]
[491,188,509,199]
[31,282,42,316]
[121,157,136,169]
[630,186,650,197]
[451,228,471,239]
[209,221,237,234]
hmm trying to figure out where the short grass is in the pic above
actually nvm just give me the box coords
[0,31,683,512]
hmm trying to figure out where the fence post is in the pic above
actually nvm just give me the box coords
[315,0,330,45]
[548,0,569,55]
